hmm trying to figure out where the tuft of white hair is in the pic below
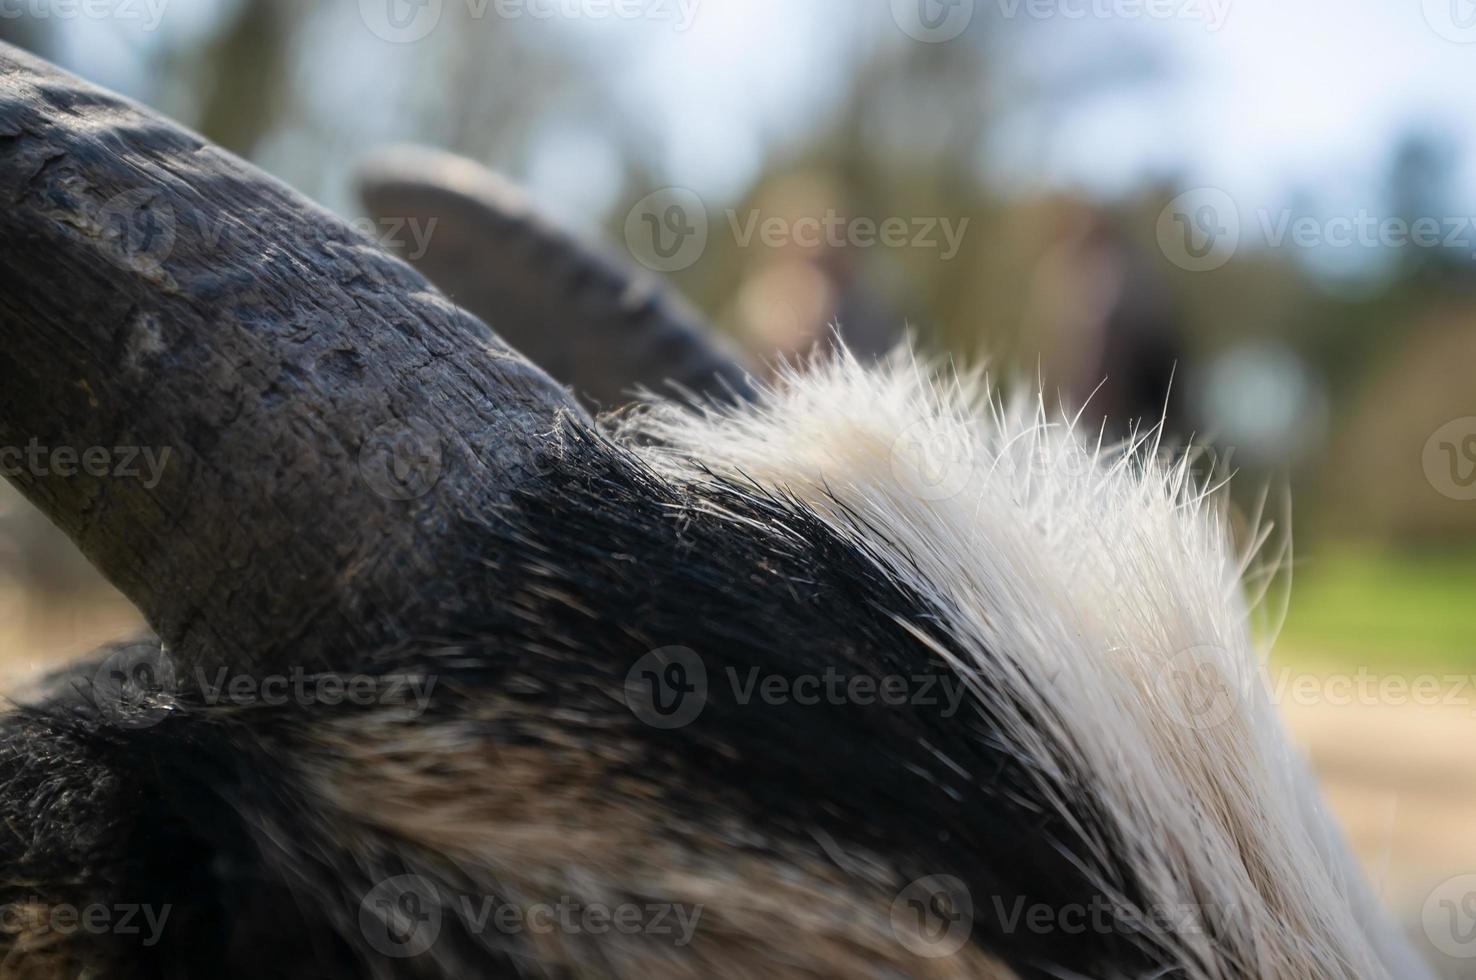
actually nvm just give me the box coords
[615,345,1432,980]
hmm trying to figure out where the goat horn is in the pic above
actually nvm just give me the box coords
[356,145,754,409]
[0,44,584,672]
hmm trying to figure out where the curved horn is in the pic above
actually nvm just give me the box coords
[356,145,754,409]
[0,44,585,672]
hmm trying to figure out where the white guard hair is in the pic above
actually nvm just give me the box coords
[616,345,1433,980]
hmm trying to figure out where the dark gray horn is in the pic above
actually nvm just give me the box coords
[0,44,586,672]
[356,145,754,409]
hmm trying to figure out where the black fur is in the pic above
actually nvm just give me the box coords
[3,426,1182,978]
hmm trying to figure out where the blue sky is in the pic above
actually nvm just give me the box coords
[49,0,1476,221]
[591,0,1476,217]
[991,0,1476,212]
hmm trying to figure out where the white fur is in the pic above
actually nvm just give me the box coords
[617,347,1432,980]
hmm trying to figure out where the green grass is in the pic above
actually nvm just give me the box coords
[1275,548,1476,670]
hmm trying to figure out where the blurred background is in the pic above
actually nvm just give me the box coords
[2,0,1475,971]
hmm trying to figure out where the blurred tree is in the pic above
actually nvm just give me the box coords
[1388,130,1460,274]
[0,8,48,57]
[191,0,293,157]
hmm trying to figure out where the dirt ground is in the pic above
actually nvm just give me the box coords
[2,596,1473,975]
[0,592,144,694]
[1284,696,1476,978]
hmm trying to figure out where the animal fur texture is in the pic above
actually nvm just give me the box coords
[1,346,1431,979]
[620,347,1432,979]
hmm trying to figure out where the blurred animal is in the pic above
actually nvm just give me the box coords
[0,44,1433,979]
